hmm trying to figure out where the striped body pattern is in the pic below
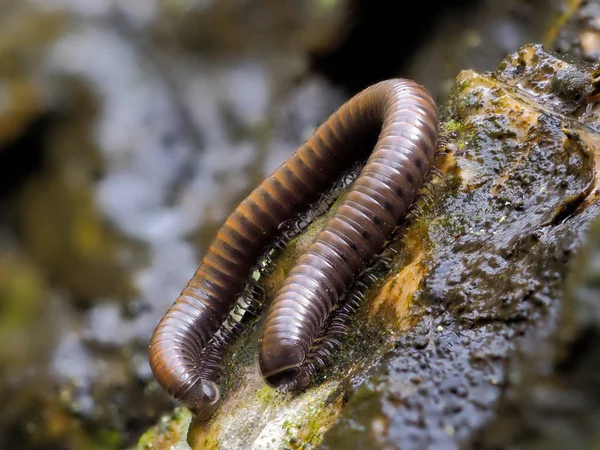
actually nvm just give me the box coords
[149,79,438,418]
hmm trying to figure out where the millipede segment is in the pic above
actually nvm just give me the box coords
[149,79,438,419]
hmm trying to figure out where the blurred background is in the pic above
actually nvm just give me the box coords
[0,0,577,448]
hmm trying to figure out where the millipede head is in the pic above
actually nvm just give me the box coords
[183,380,221,420]
[262,365,311,392]
[258,340,310,390]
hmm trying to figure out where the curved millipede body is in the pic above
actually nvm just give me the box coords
[149,79,438,418]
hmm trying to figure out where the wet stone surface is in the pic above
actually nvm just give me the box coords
[321,44,600,450]
[136,44,600,449]
[0,0,598,449]
[473,210,600,450]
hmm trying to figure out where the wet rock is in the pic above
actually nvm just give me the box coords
[2,1,596,449]
[321,44,600,450]
[471,211,600,449]
[139,44,600,449]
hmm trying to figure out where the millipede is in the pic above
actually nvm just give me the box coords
[148,78,438,419]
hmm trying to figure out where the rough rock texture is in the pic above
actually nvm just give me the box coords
[134,43,600,449]
[0,1,594,449]
[321,43,600,450]
[474,212,600,450]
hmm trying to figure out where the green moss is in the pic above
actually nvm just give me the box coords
[91,430,122,450]
[217,324,262,398]
[255,385,276,404]
[0,253,46,332]
[281,419,295,442]
[457,79,472,93]
[444,119,465,134]
[279,398,340,449]
[302,407,334,446]
[134,407,191,450]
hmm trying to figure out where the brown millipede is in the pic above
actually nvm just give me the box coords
[149,79,438,419]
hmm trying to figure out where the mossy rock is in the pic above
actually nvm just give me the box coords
[137,44,600,450]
